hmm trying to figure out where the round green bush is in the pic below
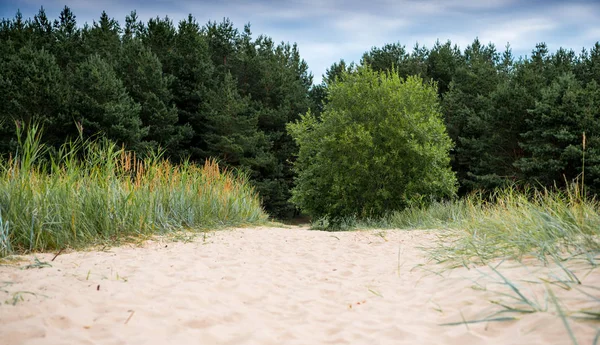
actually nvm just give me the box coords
[287,66,457,219]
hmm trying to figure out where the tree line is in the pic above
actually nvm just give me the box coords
[1,7,313,218]
[2,6,600,218]
[317,39,600,196]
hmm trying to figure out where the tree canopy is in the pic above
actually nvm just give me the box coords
[2,6,600,218]
[288,67,457,219]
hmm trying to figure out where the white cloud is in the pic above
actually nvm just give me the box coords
[4,0,600,83]
[332,13,410,33]
[477,18,557,51]
[584,27,600,41]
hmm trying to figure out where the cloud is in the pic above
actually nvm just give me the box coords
[332,13,410,34]
[477,18,557,51]
[584,28,600,42]
[2,0,600,84]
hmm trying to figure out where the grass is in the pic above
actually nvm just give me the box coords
[434,259,600,344]
[310,182,600,344]
[313,185,600,266]
[0,124,268,257]
[418,186,599,266]
[409,188,599,344]
[21,256,52,270]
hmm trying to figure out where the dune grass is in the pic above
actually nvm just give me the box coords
[313,185,600,266]
[0,125,268,257]
[312,182,600,344]
[423,186,600,344]
[403,186,600,266]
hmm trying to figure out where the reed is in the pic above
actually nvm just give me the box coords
[0,124,268,256]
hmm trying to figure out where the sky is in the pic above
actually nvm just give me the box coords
[2,0,600,84]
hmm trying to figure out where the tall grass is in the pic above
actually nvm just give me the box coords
[416,186,600,265]
[312,185,600,264]
[0,125,268,256]
[324,182,600,265]
[330,185,600,344]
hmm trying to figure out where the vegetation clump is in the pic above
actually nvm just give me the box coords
[400,185,600,265]
[0,125,267,257]
[288,66,457,221]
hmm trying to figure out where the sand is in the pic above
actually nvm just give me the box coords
[1,226,598,345]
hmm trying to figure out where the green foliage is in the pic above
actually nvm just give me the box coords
[203,22,314,217]
[442,39,501,192]
[4,5,600,218]
[69,54,145,149]
[201,72,271,170]
[426,40,462,95]
[51,6,85,69]
[358,40,460,95]
[0,43,66,150]
[361,43,412,77]
[0,124,267,256]
[323,59,355,85]
[83,11,121,62]
[288,66,457,220]
[169,15,213,160]
[517,73,600,192]
[116,38,189,155]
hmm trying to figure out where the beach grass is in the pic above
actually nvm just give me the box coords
[312,185,600,266]
[0,124,268,257]
[424,186,600,266]
[310,181,600,344]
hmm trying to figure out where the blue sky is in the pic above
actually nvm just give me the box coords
[2,0,600,84]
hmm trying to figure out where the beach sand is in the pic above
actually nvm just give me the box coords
[1,226,598,345]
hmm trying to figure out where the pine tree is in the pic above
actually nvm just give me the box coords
[426,40,463,96]
[69,54,145,148]
[117,38,189,155]
[141,15,177,68]
[361,43,413,77]
[84,11,121,63]
[442,39,501,192]
[517,73,600,191]
[0,43,66,149]
[204,21,315,217]
[202,72,271,170]
[123,11,144,40]
[323,59,355,85]
[31,7,54,50]
[575,43,600,85]
[170,15,213,159]
[52,6,84,69]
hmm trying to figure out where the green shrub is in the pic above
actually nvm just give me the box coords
[287,66,457,220]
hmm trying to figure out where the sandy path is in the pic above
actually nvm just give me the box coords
[1,227,598,345]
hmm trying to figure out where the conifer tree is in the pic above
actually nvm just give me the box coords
[517,73,600,191]
[442,39,500,191]
[0,43,65,149]
[69,54,144,148]
[52,6,84,69]
[201,72,271,170]
[84,11,121,63]
[117,38,189,155]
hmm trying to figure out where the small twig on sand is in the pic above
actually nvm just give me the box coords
[125,310,135,324]
[51,248,64,262]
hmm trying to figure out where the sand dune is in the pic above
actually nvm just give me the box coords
[1,227,598,345]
